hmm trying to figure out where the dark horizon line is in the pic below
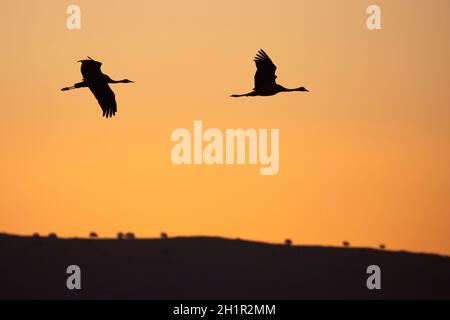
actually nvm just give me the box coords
[1,231,448,258]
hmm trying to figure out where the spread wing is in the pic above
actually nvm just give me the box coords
[79,57,103,81]
[88,82,117,118]
[253,49,277,90]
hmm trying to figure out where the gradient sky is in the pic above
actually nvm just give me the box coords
[1,0,449,255]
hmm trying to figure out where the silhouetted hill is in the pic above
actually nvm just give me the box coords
[0,233,449,299]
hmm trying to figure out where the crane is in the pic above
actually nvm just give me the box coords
[231,49,308,97]
[61,57,133,118]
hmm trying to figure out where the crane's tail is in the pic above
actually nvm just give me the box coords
[230,93,250,97]
[61,82,87,91]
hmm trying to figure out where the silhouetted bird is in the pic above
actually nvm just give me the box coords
[231,49,308,97]
[61,57,133,118]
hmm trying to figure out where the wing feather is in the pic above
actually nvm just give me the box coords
[79,57,103,81]
[253,49,277,90]
[88,81,117,118]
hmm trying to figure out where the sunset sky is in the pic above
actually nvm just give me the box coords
[1,0,449,255]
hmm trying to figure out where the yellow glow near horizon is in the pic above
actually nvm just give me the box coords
[1,1,449,255]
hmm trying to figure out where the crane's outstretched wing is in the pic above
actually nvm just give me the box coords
[253,49,277,90]
[88,81,117,118]
[79,57,103,81]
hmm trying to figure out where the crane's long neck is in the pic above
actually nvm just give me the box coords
[276,85,296,92]
[282,86,309,92]
[110,79,128,84]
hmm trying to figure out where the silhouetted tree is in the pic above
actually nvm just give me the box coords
[379,244,386,250]
[161,232,168,239]
[285,239,293,246]
[343,241,350,247]
[32,233,40,238]
[89,232,98,239]
[117,232,124,240]
[125,232,135,240]
[48,233,58,239]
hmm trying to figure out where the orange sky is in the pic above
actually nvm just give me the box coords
[1,0,449,255]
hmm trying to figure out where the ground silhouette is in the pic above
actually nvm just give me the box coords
[0,233,449,300]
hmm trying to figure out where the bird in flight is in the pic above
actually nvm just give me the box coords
[231,49,308,97]
[61,57,133,118]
